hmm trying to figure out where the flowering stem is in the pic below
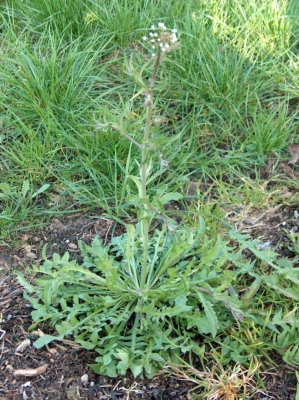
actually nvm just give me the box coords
[139,102,152,291]
[140,49,161,291]
[138,23,178,292]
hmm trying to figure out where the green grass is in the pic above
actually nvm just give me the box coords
[1,0,298,214]
[1,0,299,396]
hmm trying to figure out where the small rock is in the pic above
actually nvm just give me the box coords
[81,374,89,385]
[21,382,31,388]
[258,241,271,250]
[68,243,77,250]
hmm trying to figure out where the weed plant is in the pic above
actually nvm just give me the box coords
[0,0,299,394]
[17,22,299,382]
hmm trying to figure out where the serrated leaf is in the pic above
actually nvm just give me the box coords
[283,342,299,366]
[31,306,51,322]
[129,175,142,198]
[131,363,143,378]
[103,353,112,366]
[138,303,192,316]
[126,194,150,208]
[149,353,165,362]
[34,334,61,349]
[41,243,48,260]
[174,294,188,306]
[21,180,30,198]
[242,277,262,306]
[159,192,183,205]
[15,271,36,293]
[76,340,96,350]
[197,292,218,337]
[116,349,130,374]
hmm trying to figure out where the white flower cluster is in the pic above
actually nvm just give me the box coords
[143,22,178,56]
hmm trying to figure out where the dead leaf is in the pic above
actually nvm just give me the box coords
[153,117,168,125]
[23,245,37,259]
[15,338,31,353]
[68,243,78,250]
[288,143,299,165]
[13,364,49,377]
[279,186,293,198]
[66,388,80,400]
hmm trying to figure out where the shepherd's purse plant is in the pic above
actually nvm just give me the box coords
[17,23,299,378]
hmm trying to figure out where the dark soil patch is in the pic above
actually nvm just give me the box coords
[0,209,298,399]
[0,210,126,270]
[227,200,299,261]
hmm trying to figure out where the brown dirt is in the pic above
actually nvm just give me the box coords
[0,197,299,399]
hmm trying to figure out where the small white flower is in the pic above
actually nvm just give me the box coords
[170,32,177,43]
[152,53,156,57]
[158,22,166,29]
[143,23,179,54]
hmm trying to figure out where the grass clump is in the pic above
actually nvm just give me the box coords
[1,0,298,222]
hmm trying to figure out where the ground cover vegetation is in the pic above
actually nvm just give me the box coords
[1,0,299,398]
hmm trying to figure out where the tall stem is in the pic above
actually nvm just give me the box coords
[139,100,152,291]
[139,49,161,291]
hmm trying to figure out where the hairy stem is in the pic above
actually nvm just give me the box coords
[139,49,161,292]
